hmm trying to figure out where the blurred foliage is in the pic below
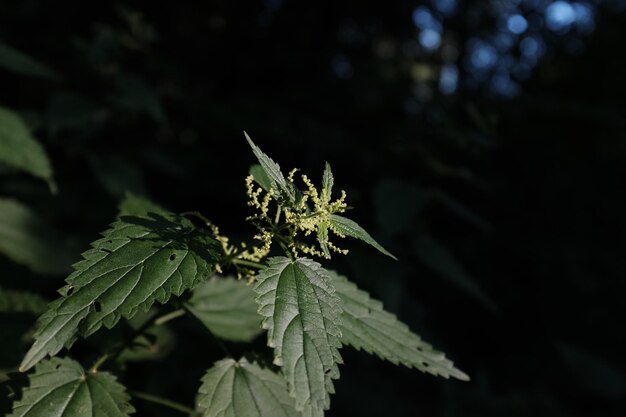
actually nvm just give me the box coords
[0,0,625,416]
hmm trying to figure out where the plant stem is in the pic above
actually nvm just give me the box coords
[154,308,186,325]
[231,259,265,269]
[90,353,109,373]
[131,391,196,415]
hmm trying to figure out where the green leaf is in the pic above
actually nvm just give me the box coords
[0,108,55,189]
[254,257,343,416]
[329,214,397,260]
[7,357,134,417]
[20,211,220,372]
[249,164,272,191]
[0,40,61,81]
[0,287,47,315]
[197,358,299,417]
[329,272,469,381]
[321,162,334,202]
[0,198,75,275]
[317,223,331,259]
[244,132,296,205]
[185,276,263,342]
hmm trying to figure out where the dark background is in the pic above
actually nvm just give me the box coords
[1,0,625,416]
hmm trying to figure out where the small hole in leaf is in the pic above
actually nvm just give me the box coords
[107,240,113,244]
[169,254,177,261]
[422,362,429,367]
[100,248,112,253]
[417,347,423,352]
[55,364,62,370]
[324,368,332,374]
[67,286,74,296]
[94,300,102,312]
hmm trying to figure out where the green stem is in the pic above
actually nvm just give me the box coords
[131,391,196,415]
[90,354,109,372]
[154,308,186,325]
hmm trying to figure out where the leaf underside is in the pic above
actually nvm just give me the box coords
[329,214,397,260]
[20,211,219,372]
[8,357,134,417]
[197,358,299,417]
[185,276,263,342]
[329,271,469,381]
[254,257,343,416]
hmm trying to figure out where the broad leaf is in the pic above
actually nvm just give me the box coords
[185,276,263,342]
[245,133,296,205]
[197,358,299,417]
[249,164,272,191]
[254,257,343,416]
[7,357,134,417]
[0,41,61,80]
[0,198,74,275]
[329,272,469,381]
[0,108,54,189]
[20,212,219,371]
[329,214,397,260]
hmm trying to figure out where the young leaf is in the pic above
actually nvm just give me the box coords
[19,212,220,372]
[0,198,74,275]
[254,257,343,416]
[0,108,55,189]
[244,132,296,205]
[0,40,61,80]
[329,271,469,381]
[197,358,299,417]
[329,214,397,260]
[249,164,272,191]
[321,162,334,202]
[185,276,263,342]
[7,357,134,417]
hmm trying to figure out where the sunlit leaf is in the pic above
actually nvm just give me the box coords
[329,214,397,260]
[254,257,342,416]
[20,211,219,371]
[7,357,134,417]
[329,271,469,381]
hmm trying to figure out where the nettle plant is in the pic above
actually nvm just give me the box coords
[5,134,468,417]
